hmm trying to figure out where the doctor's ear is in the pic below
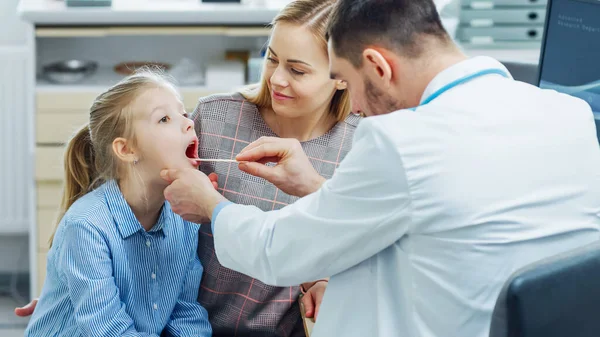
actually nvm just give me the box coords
[363,48,392,84]
[335,80,347,90]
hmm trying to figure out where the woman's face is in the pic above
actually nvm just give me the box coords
[264,22,344,119]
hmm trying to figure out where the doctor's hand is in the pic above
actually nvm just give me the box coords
[161,169,226,223]
[236,137,325,197]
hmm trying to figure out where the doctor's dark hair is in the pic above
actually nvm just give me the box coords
[241,0,351,122]
[327,0,450,67]
[49,69,177,246]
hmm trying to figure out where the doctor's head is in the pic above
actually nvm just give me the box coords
[327,0,462,117]
[244,0,351,123]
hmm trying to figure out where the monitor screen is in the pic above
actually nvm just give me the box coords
[538,0,600,124]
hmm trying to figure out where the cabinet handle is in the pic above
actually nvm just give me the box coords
[527,29,538,38]
[528,12,539,21]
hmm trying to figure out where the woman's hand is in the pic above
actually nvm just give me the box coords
[14,299,38,317]
[300,280,327,320]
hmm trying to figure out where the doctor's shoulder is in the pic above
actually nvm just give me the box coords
[543,88,595,118]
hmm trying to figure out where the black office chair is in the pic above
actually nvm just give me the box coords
[489,242,600,337]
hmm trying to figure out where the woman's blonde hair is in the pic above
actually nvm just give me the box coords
[49,69,177,245]
[241,0,351,122]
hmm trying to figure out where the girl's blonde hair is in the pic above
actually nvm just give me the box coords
[49,69,177,245]
[241,0,351,122]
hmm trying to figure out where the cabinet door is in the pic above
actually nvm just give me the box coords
[37,112,89,144]
[36,146,65,182]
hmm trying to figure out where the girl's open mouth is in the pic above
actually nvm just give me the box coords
[185,137,200,167]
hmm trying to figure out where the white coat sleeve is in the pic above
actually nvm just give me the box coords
[212,117,413,286]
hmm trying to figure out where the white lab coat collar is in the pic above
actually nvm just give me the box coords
[419,56,514,105]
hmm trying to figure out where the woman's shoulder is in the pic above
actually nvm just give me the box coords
[196,92,246,105]
[194,92,257,111]
[342,112,362,129]
[192,92,259,121]
[326,112,362,139]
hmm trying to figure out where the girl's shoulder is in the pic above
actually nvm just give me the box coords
[63,186,109,225]
[52,185,112,246]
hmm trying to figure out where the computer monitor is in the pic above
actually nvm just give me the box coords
[537,0,600,142]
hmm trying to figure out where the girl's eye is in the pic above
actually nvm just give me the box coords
[291,68,305,76]
[267,57,278,64]
[160,116,169,123]
[182,112,189,119]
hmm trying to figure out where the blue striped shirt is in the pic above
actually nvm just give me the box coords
[25,180,212,337]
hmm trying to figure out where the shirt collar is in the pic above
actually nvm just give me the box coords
[103,180,172,239]
[419,56,513,105]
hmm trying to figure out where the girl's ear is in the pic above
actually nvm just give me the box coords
[336,80,347,90]
[112,137,138,164]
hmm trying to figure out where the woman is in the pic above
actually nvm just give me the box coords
[17,0,360,336]
[192,0,359,335]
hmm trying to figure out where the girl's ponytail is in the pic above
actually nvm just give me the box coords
[49,124,98,245]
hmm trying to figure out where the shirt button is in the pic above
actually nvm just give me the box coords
[146,240,151,247]
[151,273,156,280]
[153,303,158,310]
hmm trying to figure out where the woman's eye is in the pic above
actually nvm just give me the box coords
[159,116,169,123]
[291,68,305,76]
[267,57,278,64]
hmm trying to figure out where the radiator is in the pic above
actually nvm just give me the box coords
[0,47,34,234]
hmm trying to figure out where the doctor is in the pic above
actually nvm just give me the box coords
[161,0,600,336]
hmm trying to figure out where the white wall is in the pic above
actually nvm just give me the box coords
[0,0,34,275]
[0,236,29,273]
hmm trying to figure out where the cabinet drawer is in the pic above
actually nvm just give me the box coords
[463,0,547,8]
[37,112,88,144]
[37,182,63,209]
[458,26,544,42]
[37,91,100,111]
[36,146,64,182]
[38,209,59,250]
[461,9,546,25]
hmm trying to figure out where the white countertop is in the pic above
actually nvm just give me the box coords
[19,0,283,25]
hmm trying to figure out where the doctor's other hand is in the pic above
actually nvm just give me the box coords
[161,168,226,224]
[236,137,325,197]
[14,299,38,317]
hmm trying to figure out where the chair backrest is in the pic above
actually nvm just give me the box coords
[489,242,600,337]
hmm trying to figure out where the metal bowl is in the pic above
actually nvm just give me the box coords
[42,60,98,84]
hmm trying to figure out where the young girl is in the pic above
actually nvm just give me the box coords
[25,70,212,337]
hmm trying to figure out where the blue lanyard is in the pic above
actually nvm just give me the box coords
[411,68,510,110]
